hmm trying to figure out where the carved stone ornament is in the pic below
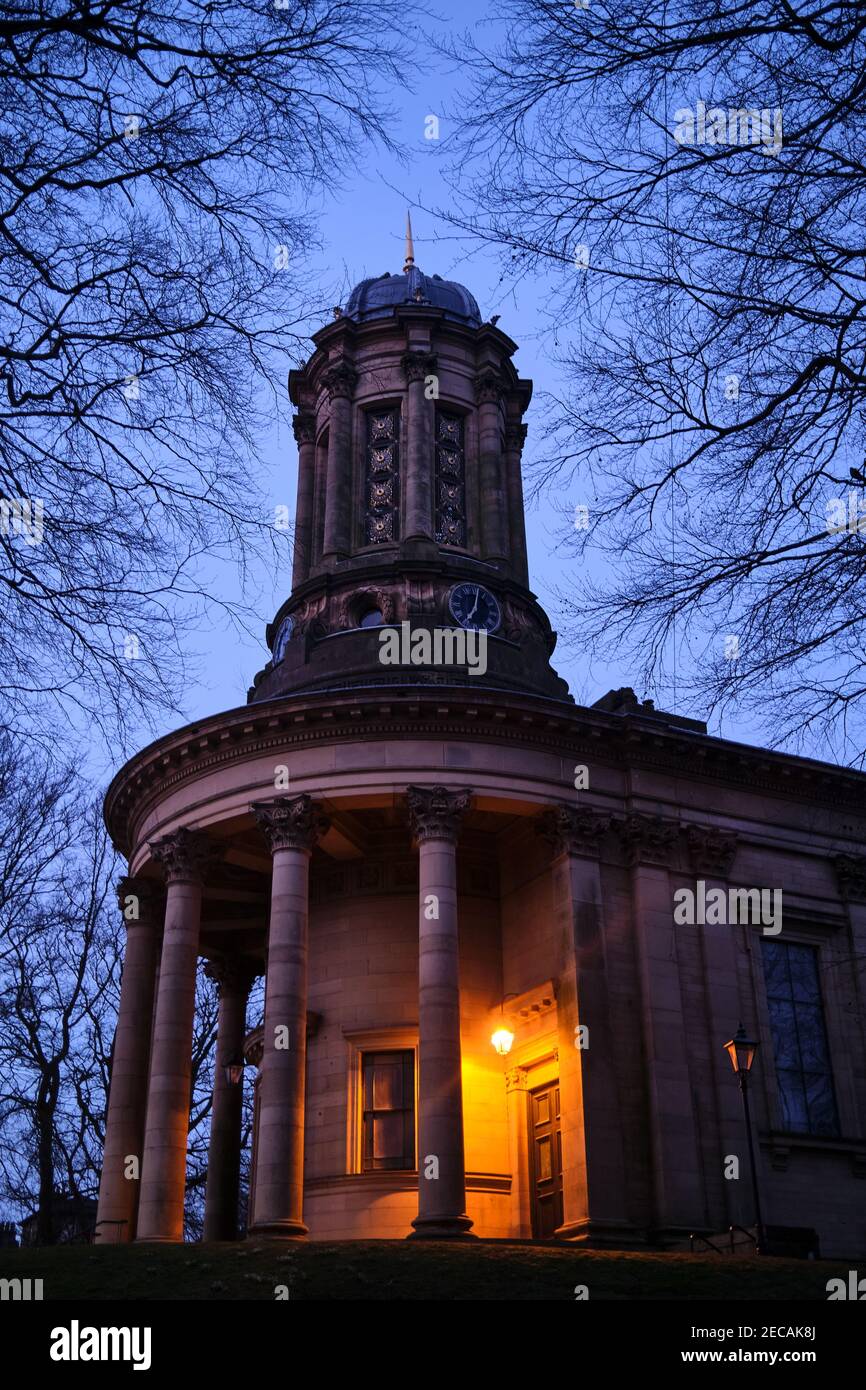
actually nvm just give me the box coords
[338,587,396,630]
[292,412,316,446]
[322,362,357,400]
[407,785,473,844]
[115,875,161,918]
[401,350,437,383]
[505,423,528,452]
[474,370,506,405]
[833,853,866,902]
[251,794,330,854]
[686,824,738,879]
[204,954,260,996]
[149,827,219,884]
[537,805,610,859]
[614,813,680,867]
[505,1067,528,1094]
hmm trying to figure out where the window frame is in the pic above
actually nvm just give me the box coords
[759,936,840,1138]
[344,1028,419,1175]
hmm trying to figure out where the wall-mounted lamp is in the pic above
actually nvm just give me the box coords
[491,993,519,1056]
[491,1026,515,1057]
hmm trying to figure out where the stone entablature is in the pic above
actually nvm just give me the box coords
[104,684,866,861]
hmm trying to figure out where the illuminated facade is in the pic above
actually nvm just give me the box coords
[96,227,866,1256]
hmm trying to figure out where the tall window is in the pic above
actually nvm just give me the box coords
[435,411,466,545]
[361,1050,415,1171]
[365,409,399,544]
[761,940,839,1136]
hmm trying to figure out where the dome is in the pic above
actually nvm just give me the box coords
[344,263,482,327]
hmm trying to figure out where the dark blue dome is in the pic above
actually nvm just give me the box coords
[344,262,481,327]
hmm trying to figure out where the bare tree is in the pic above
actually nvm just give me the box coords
[0,0,411,752]
[0,776,118,1243]
[442,0,866,758]
[0,734,262,1243]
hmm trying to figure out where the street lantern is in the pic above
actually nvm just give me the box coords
[723,1022,766,1254]
[491,993,518,1056]
[491,1026,515,1057]
[224,1058,245,1086]
[724,1024,759,1074]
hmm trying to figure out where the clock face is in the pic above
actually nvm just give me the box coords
[448,583,501,633]
[272,616,294,664]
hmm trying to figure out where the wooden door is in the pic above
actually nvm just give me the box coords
[529,1082,563,1238]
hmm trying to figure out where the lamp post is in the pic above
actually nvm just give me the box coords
[723,1023,767,1255]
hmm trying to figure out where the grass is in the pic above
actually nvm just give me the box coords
[0,1238,853,1301]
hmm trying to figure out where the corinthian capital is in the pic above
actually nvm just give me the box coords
[115,875,162,921]
[686,824,738,878]
[407,785,473,844]
[149,827,218,884]
[251,794,330,854]
[833,853,866,902]
[401,350,437,383]
[322,362,357,400]
[292,412,316,445]
[614,813,679,867]
[537,805,610,859]
[474,370,506,404]
[204,953,260,996]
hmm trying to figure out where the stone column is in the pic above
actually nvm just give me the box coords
[505,422,529,585]
[475,371,508,564]
[250,794,329,1238]
[136,828,215,1243]
[291,412,317,588]
[686,825,747,1229]
[322,362,356,560]
[539,806,632,1244]
[505,1066,532,1238]
[407,785,474,1238]
[203,956,257,1242]
[95,878,161,1244]
[402,350,437,544]
[617,813,705,1238]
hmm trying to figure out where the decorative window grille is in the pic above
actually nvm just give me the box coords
[365,409,399,544]
[435,411,466,546]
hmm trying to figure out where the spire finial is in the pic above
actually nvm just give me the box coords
[403,209,415,273]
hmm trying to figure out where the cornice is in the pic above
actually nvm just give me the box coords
[103,686,866,857]
[292,313,523,402]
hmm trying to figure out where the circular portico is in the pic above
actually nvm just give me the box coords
[97,680,624,1243]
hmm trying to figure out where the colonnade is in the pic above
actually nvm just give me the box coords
[95,787,475,1243]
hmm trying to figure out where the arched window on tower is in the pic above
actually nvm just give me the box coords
[435,411,466,546]
[365,409,400,544]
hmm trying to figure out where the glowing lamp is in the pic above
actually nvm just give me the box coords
[723,1024,759,1075]
[491,1027,515,1057]
[224,1059,245,1086]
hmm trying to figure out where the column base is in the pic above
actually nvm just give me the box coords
[401,536,438,560]
[248,1220,309,1241]
[554,1218,642,1249]
[407,1214,476,1240]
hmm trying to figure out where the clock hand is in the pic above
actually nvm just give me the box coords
[468,588,479,620]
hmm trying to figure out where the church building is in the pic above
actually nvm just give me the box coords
[96,226,866,1258]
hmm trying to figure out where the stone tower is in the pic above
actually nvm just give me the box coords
[249,216,569,703]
